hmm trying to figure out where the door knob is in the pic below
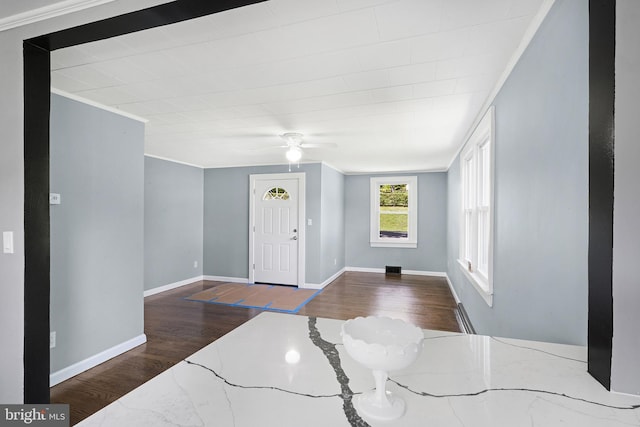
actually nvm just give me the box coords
[291,236,298,240]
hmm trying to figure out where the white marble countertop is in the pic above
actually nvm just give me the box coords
[78,312,640,426]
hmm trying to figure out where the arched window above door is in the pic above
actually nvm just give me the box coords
[263,187,290,200]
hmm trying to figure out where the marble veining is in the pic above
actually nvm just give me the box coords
[77,312,640,427]
[184,359,341,399]
[307,317,370,427]
[389,377,640,410]
[490,336,588,363]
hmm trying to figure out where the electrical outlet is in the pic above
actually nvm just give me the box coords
[194,261,198,268]
[50,331,56,349]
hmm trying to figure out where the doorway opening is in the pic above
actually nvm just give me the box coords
[249,173,306,287]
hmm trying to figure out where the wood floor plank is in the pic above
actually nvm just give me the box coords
[50,272,460,425]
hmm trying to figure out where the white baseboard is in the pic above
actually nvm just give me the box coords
[50,334,147,386]
[345,266,447,277]
[302,268,346,290]
[144,275,204,297]
[201,269,447,290]
[445,274,462,304]
[403,269,446,277]
[345,266,386,274]
[203,275,249,283]
[611,389,640,398]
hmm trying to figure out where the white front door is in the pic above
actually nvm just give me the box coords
[250,174,305,286]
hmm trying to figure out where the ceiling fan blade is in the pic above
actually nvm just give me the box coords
[244,144,288,151]
[300,142,338,148]
[221,132,276,139]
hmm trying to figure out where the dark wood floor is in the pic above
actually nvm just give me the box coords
[50,271,460,425]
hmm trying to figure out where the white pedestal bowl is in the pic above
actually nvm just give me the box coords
[341,316,424,421]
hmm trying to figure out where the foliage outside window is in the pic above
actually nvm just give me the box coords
[459,107,494,306]
[370,176,417,248]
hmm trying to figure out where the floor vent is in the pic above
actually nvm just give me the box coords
[455,303,476,334]
[385,265,402,275]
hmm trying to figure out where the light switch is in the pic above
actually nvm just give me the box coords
[49,193,61,205]
[3,231,14,254]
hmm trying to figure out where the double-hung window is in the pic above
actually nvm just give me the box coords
[459,107,494,306]
[370,176,417,248]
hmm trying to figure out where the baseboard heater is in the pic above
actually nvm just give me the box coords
[455,303,476,334]
[385,265,401,275]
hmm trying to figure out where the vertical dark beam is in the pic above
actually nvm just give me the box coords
[23,41,51,403]
[22,0,265,405]
[588,0,616,390]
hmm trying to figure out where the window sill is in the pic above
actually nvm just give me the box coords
[370,241,417,249]
[457,259,493,307]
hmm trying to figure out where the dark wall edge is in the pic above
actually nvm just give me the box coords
[23,41,51,404]
[587,0,615,390]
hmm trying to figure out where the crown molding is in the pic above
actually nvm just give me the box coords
[0,0,117,32]
[51,87,148,123]
[446,0,557,171]
[144,154,204,169]
[320,161,345,175]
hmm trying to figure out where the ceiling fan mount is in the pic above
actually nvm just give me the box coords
[279,132,337,149]
[280,132,304,147]
[236,132,337,165]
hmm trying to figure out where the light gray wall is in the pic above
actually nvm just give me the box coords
[611,0,640,396]
[144,157,203,290]
[50,93,145,373]
[0,26,25,403]
[203,163,324,284]
[447,0,588,345]
[0,0,168,402]
[345,172,447,272]
[320,164,346,280]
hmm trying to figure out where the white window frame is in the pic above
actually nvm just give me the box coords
[458,107,495,306]
[370,176,418,248]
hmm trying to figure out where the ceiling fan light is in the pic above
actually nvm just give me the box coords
[286,146,302,163]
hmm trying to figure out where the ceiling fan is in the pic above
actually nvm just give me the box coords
[279,132,337,163]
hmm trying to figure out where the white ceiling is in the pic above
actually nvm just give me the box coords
[51,0,547,173]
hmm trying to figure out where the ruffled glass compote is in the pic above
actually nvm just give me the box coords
[341,316,424,421]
